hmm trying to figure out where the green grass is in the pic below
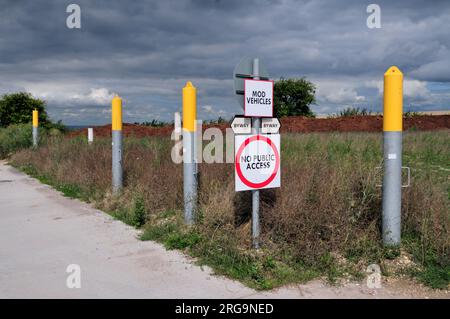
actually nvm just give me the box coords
[0,124,33,158]
[0,124,65,159]
[402,233,450,289]
[416,264,450,289]
[139,210,361,289]
[20,164,88,200]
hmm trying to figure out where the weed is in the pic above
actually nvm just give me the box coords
[132,196,147,227]
[338,107,372,117]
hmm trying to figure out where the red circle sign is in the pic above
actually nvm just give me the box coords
[235,135,280,189]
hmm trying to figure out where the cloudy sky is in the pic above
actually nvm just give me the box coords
[0,0,449,125]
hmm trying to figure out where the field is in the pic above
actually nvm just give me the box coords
[9,128,450,290]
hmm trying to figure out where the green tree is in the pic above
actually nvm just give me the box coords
[273,78,316,117]
[0,92,50,128]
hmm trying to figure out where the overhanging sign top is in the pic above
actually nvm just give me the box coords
[233,57,270,109]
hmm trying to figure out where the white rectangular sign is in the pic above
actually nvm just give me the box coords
[88,127,94,143]
[244,79,274,117]
[235,134,281,191]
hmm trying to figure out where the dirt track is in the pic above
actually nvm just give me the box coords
[68,115,450,138]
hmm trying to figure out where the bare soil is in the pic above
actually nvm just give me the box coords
[68,115,450,138]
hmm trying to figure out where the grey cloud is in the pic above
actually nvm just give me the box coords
[0,0,449,124]
[410,59,450,82]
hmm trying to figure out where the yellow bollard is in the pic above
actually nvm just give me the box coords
[111,95,123,193]
[182,81,197,224]
[383,66,403,132]
[32,109,38,147]
[382,65,404,246]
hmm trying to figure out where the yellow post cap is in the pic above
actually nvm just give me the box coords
[32,109,38,127]
[182,81,196,132]
[383,66,403,132]
[384,66,403,77]
[112,95,123,131]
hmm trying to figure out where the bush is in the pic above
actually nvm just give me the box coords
[0,124,34,158]
[274,78,316,117]
[338,107,372,117]
[0,92,48,128]
[136,120,167,127]
[0,92,66,131]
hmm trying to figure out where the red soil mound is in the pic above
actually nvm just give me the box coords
[280,115,450,133]
[67,115,450,138]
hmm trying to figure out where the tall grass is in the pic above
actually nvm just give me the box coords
[0,124,63,158]
[10,131,449,289]
[0,124,34,158]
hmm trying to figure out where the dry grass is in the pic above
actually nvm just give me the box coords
[10,131,449,289]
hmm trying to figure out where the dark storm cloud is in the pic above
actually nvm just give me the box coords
[0,0,449,124]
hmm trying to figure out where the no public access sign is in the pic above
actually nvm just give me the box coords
[235,134,281,191]
[244,79,274,117]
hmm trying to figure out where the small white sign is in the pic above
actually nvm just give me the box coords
[244,79,274,117]
[261,118,281,134]
[235,134,281,191]
[231,117,252,134]
[388,153,397,160]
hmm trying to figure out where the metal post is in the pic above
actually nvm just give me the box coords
[88,127,94,144]
[183,81,197,224]
[112,96,123,193]
[32,109,38,147]
[382,66,403,246]
[251,58,261,249]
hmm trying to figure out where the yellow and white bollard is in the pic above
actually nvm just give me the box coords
[112,96,123,193]
[182,81,198,224]
[32,109,38,147]
[382,66,403,246]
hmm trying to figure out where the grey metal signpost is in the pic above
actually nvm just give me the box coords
[251,58,261,249]
[233,57,271,249]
